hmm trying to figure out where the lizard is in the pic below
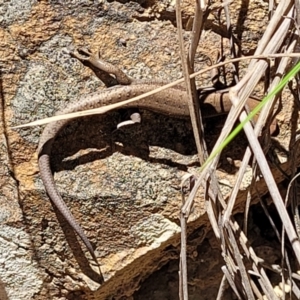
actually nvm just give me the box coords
[37,48,276,270]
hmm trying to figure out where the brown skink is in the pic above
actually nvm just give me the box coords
[38,49,275,268]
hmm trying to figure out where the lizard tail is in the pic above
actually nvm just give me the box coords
[38,152,102,273]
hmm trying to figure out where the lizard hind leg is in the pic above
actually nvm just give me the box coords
[117,111,141,129]
[70,47,133,86]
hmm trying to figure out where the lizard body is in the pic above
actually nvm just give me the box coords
[38,49,272,268]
